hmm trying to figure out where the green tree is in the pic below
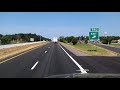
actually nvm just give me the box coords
[1,36,11,45]
[80,35,84,41]
[0,34,3,38]
[107,37,112,44]
[72,38,78,45]
[101,37,112,44]
[102,39,108,44]
[0,33,51,44]
[59,36,65,42]
[65,36,74,43]
[86,36,89,40]
[84,39,88,44]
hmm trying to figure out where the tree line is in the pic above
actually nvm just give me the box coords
[58,36,120,45]
[0,33,51,45]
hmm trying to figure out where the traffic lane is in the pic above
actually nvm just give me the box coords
[31,43,79,78]
[60,44,120,74]
[0,42,52,78]
[74,56,120,74]
[97,44,120,54]
[18,42,54,78]
[0,42,51,62]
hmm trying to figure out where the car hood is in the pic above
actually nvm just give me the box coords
[44,73,120,78]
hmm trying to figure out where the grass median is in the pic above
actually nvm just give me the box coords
[61,42,117,56]
[0,42,49,60]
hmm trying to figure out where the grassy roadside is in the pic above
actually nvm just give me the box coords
[61,42,117,56]
[0,42,49,60]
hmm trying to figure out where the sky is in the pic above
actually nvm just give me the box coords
[0,12,120,39]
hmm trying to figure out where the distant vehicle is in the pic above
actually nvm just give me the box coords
[54,40,57,43]
[53,37,58,43]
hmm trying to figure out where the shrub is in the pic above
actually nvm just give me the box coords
[72,38,78,45]
[84,39,88,44]
[102,39,108,44]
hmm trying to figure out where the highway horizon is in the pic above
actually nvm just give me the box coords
[0,42,120,78]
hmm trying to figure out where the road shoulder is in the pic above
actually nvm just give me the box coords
[60,42,91,56]
[0,42,49,61]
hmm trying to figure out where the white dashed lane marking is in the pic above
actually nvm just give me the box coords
[31,61,39,70]
[45,51,47,53]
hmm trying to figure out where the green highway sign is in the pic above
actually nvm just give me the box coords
[89,31,99,41]
[89,28,99,41]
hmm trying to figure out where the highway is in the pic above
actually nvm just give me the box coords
[93,44,120,54]
[0,42,120,78]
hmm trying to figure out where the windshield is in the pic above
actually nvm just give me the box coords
[0,12,120,78]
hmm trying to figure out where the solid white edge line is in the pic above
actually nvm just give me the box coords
[58,43,87,74]
[31,61,39,70]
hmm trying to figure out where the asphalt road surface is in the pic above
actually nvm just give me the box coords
[94,44,120,54]
[0,42,120,78]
